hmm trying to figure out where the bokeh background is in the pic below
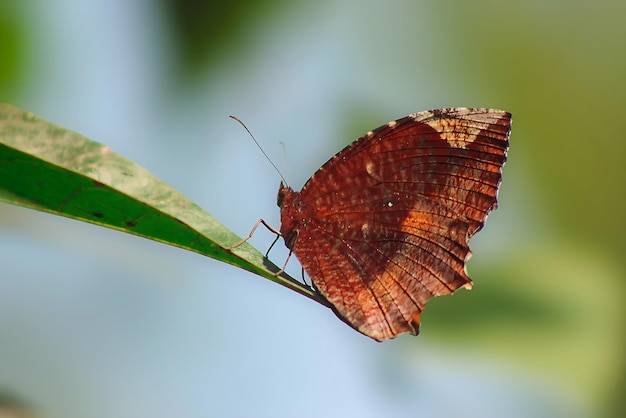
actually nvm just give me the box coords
[1,0,624,417]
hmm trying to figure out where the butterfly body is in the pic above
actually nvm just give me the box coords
[278,108,511,341]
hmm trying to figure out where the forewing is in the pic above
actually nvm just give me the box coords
[292,108,511,341]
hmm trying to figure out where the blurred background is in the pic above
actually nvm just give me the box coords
[1,0,624,417]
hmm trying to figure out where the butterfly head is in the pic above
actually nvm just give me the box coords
[277,181,301,250]
[277,181,293,208]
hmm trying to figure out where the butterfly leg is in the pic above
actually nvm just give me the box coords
[270,244,313,292]
[265,234,281,257]
[227,218,282,250]
[269,248,292,277]
[300,266,313,289]
[229,220,310,288]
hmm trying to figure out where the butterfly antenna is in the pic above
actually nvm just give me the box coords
[229,115,289,186]
[278,141,291,187]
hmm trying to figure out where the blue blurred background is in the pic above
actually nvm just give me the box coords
[1,1,624,417]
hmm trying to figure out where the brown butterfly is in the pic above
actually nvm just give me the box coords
[277,108,511,341]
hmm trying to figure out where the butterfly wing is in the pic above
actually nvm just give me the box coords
[279,108,511,341]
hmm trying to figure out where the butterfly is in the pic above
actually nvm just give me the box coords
[277,108,511,341]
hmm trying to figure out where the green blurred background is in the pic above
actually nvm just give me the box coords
[1,0,624,417]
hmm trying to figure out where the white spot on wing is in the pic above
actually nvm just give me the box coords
[365,160,375,176]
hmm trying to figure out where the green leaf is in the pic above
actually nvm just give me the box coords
[0,103,325,305]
